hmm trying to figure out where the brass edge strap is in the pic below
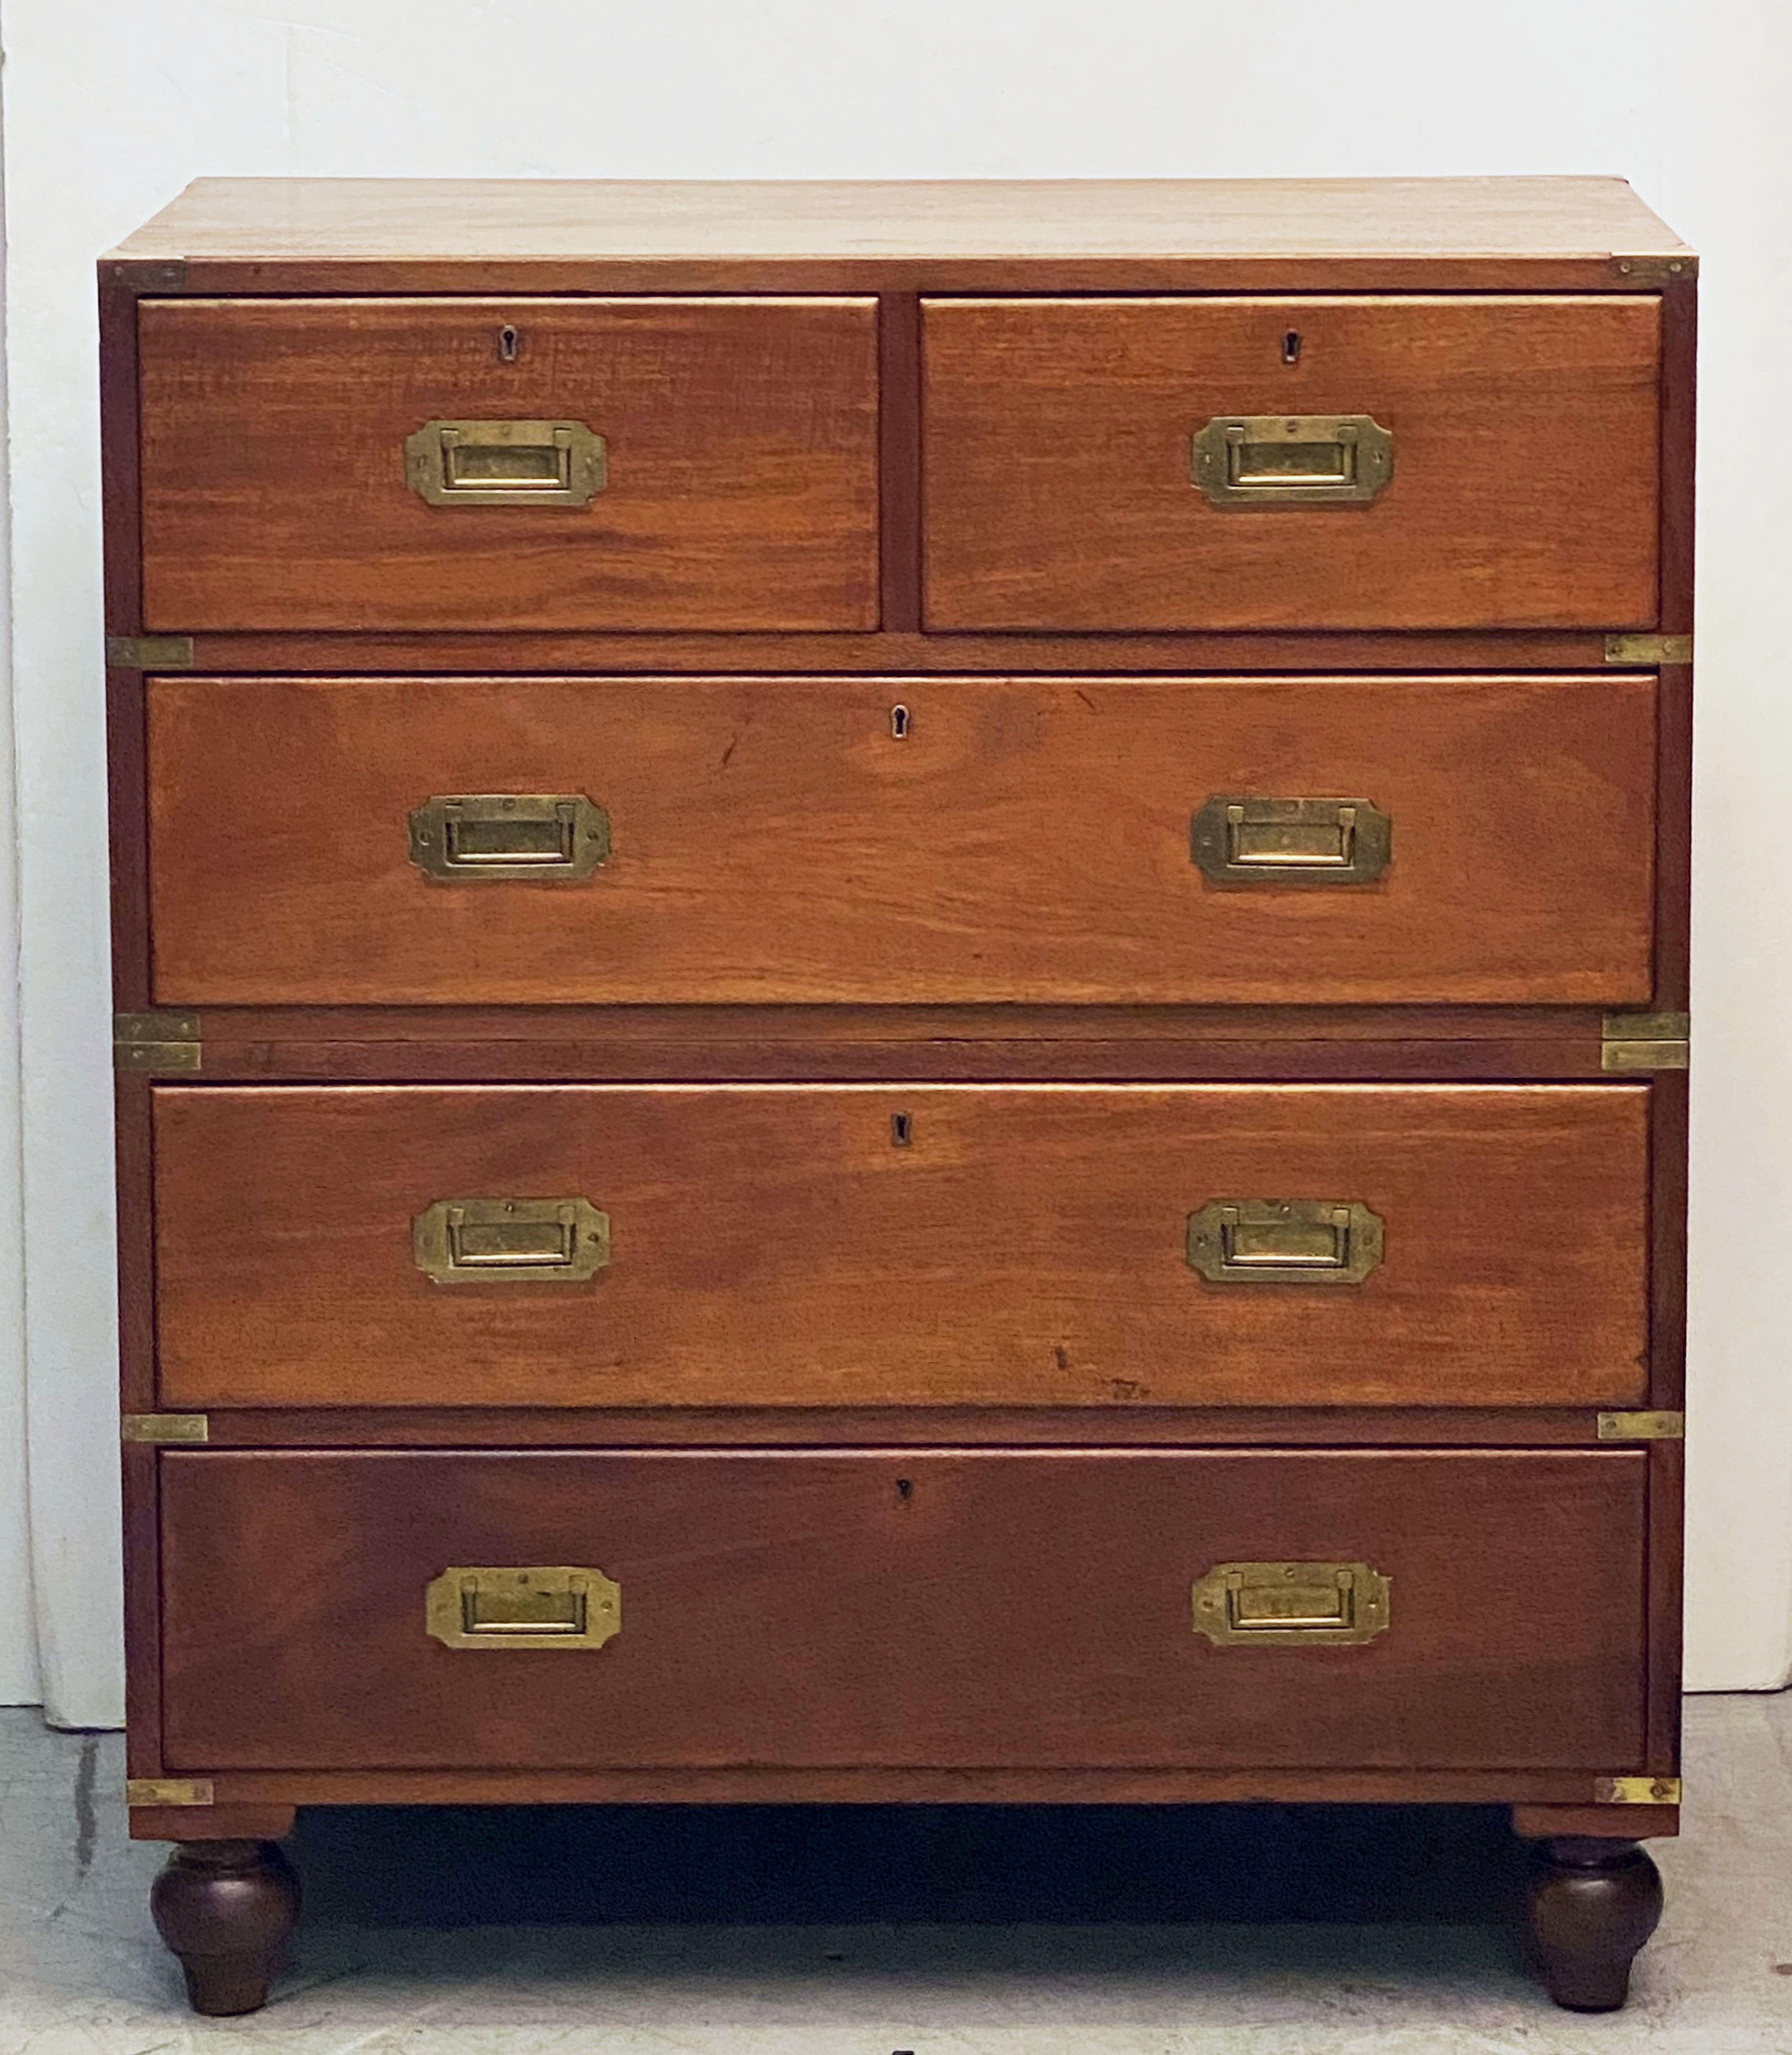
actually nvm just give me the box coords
[114,1012,202,1075]
[106,635,195,669]
[127,1778,214,1806]
[1604,633,1692,666]
[1596,1775,1682,1804]
[1596,1411,1684,1442]
[121,1414,210,1445]
[1601,1012,1689,1073]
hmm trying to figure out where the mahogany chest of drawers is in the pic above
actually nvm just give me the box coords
[103,176,1693,2017]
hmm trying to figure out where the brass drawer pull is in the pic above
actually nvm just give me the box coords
[1191,795,1391,887]
[1187,1199,1384,1285]
[408,794,610,881]
[413,1197,610,1284]
[1190,414,1394,507]
[404,419,608,507]
[426,1566,621,1651]
[1193,1561,1392,1647]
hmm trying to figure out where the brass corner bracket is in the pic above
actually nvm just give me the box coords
[1596,1410,1684,1442]
[114,1012,201,1074]
[1596,1775,1682,1805]
[1601,1013,1689,1072]
[115,259,191,293]
[1607,256,1696,288]
[122,1414,210,1445]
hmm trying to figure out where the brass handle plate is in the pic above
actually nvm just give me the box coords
[426,1566,621,1651]
[405,420,607,507]
[1191,796,1391,887]
[413,1198,611,1284]
[1191,414,1394,507]
[1187,1200,1384,1285]
[1193,1561,1392,1647]
[408,795,610,882]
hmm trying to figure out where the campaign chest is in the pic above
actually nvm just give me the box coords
[103,176,1693,2017]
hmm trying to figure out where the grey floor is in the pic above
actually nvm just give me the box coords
[4,1697,1791,2053]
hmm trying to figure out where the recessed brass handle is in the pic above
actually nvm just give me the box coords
[405,420,607,507]
[426,1567,621,1651]
[408,795,610,882]
[1191,795,1391,887]
[1187,1200,1384,1285]
[413,1198,610,1285]
[1191,414,1394,507]
[1192,1561,1391,1647]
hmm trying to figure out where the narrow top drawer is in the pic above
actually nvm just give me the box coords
[923,296,1662,631]
[138,297,880,632]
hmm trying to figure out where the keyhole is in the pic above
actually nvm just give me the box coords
[1282,328,1303,365]
[894,1479,914,1502]
[890,704,911,739]
[891,1112,913,1147]
[499,324,521,363]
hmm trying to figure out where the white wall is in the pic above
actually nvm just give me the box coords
[2,0,1788,1722]
[0,74,40,1708]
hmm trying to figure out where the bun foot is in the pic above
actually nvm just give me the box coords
[150,1838,300,2016]
[1523,1835,1663,2012]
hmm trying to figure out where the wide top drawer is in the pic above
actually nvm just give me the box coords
[137,297,880,632]
[146,672,1655,1008]
[923,296,1662,631]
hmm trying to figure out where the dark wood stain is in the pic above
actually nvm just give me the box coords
[102,180,1689,1848]
[159,1447,1647,1773]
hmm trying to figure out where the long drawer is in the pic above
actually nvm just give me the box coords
[151,1083,1651,1410]
[923,296,1662,630]
[137,297,881,631]
[146,674,1656,1006]
[158,1448,1648,1772]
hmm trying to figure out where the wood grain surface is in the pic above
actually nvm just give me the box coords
[148,630,1631,674]
[157,1447,1647,1772]
[147,674,1655,1007]
[117,1000,1623,1088]
[151,1083,1651,1411]
[139,298,879,632]
[924,298,1661,630]
[105,177,1690,296]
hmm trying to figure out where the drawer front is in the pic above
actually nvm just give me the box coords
[153,1084,1650,1411]
[923,297,1661,631]
[159,1448,1647,1771]
[147,674,1655,1007]
[138,298,880,631]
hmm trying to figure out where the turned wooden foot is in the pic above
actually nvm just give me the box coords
[150,1839,300,2016]
[1522,1836,1663,2012]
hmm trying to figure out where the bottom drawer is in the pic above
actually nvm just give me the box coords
[159,1449,1646,1774]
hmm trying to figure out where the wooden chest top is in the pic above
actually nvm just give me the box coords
[106,175,1692,291]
